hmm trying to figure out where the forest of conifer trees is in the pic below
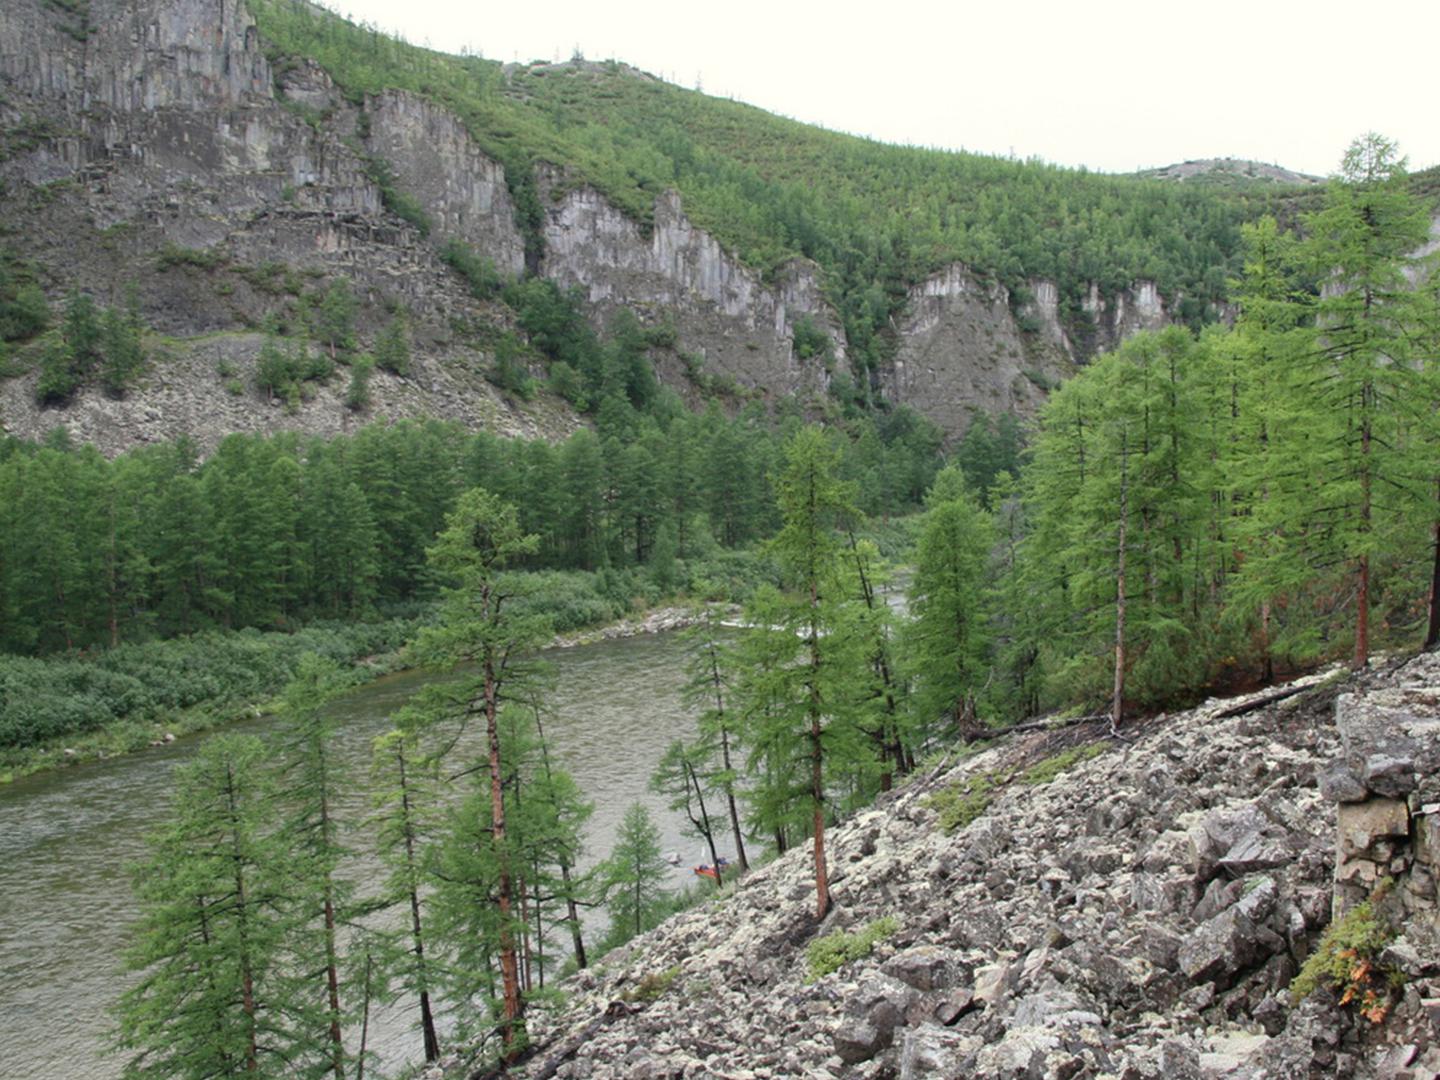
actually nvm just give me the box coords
[6,133,1439,1078]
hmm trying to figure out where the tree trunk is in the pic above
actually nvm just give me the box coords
[719,727,748,873]
[1112,429,1128,735]
[485,658,523,1059]
[224,762,260,1073]
[396,746,440,1062]
[684,757,723,889]
[533,708,588,970]
[1354,391,1372,668]
[1426,478,1439,651]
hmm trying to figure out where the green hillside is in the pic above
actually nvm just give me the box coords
[248,0,1294,369]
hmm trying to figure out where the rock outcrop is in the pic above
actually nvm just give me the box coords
[443,652,1440,1080]
[0,0,1193,453]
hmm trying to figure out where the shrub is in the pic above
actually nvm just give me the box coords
[155,245,225,271]
[807,916,898,980]
[1291,885,1400,1023]
[925,774,996,834]
[622,966,680,1003]
[1019,742,1106,785]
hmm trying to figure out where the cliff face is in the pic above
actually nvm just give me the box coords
[539,177,841,403]
[0,0,1179,452]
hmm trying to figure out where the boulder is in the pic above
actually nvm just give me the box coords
[897,1024,981,1080]
[1337,798,1411,856]
[882,944,961,992]
[1178,879,1278,985]
[834,1019,886,1065]
[1216,831,1292,875]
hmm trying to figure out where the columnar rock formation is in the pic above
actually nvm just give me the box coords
[1,0,1188,452]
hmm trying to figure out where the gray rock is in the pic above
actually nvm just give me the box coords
[1157,1040,1203,1080]
[1364,752,1417,798]
[833,1019,885,1065]
[897,1024,980,1080]
[882,944,960,992]
[1178,879,1278,984]
[932,987,977,1025]
[1217,831,1292,875]
[1009,986,1102,1028]
[1337,797,1411,855]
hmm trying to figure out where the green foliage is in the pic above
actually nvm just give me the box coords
[345,353,374,411]
[903,467,994,743]
[599,802,673,948]
[254,334,330,402]
[34,289,128,404]
[99,291,146,396]
[0,618,417,749]
[806,916,898,980]
[489,332,535,399]
[1018,742,1106,785]
[441,239,504,300]
[359,151,431,235]
[373,312,411,375]
[924,774,996,834]
[621,966,681,1003]
[791,317,834,367]
[1291,889,1398,1023]
[117,733,338,1077]
[0,250,50,341]
[312,278,357,360]
[155,244,226,271]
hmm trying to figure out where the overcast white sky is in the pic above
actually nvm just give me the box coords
[317,0,1440,178]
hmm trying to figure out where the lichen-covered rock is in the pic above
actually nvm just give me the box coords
[424,656,1440,1080]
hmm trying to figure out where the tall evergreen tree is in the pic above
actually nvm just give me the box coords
[408,489,548,1059]
[117,735,323,1078]
[903,466,994,745]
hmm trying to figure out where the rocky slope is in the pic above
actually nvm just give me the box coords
[1,0,1182,452]
[451,653,1440,1079]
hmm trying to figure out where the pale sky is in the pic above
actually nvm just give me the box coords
[316,0,1440,178]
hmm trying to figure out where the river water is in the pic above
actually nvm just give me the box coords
[0,631,714,1079]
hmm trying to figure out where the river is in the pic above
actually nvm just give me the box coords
[0,631,715,1079]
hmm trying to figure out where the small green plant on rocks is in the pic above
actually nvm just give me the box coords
[925,773,996,835]
[1291,882,1399,1024]
[1019,742,1106,785]
[622,966,680,1003]
[806,916,898,981]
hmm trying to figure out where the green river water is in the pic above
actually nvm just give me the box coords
[0,631,711,1078]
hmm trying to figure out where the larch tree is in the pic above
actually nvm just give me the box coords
[368,726,443,1064]
[273,655,351,1079]
[902,466,994,747]
[1287,133,1434,666]
[117,735,321,1079]
[756,425,867,919]
[680,603,749,872]
[408,488,548,1060]
[600,802,672,945]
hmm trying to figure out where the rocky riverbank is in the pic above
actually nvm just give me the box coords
[550,606,734,649]
[440,651,1440,1079]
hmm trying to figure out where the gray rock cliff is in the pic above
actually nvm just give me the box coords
[1,0,1184,452]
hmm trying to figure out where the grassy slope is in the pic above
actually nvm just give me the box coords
[247,0,1302,342]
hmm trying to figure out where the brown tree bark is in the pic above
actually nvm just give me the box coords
[1111,428,1128,736]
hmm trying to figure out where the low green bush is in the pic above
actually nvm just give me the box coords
[807,916,898,980]
[1291,884,1400,1023]
[925,774,995,834]
[1019,742,1106,785]
[0,616,419,748]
